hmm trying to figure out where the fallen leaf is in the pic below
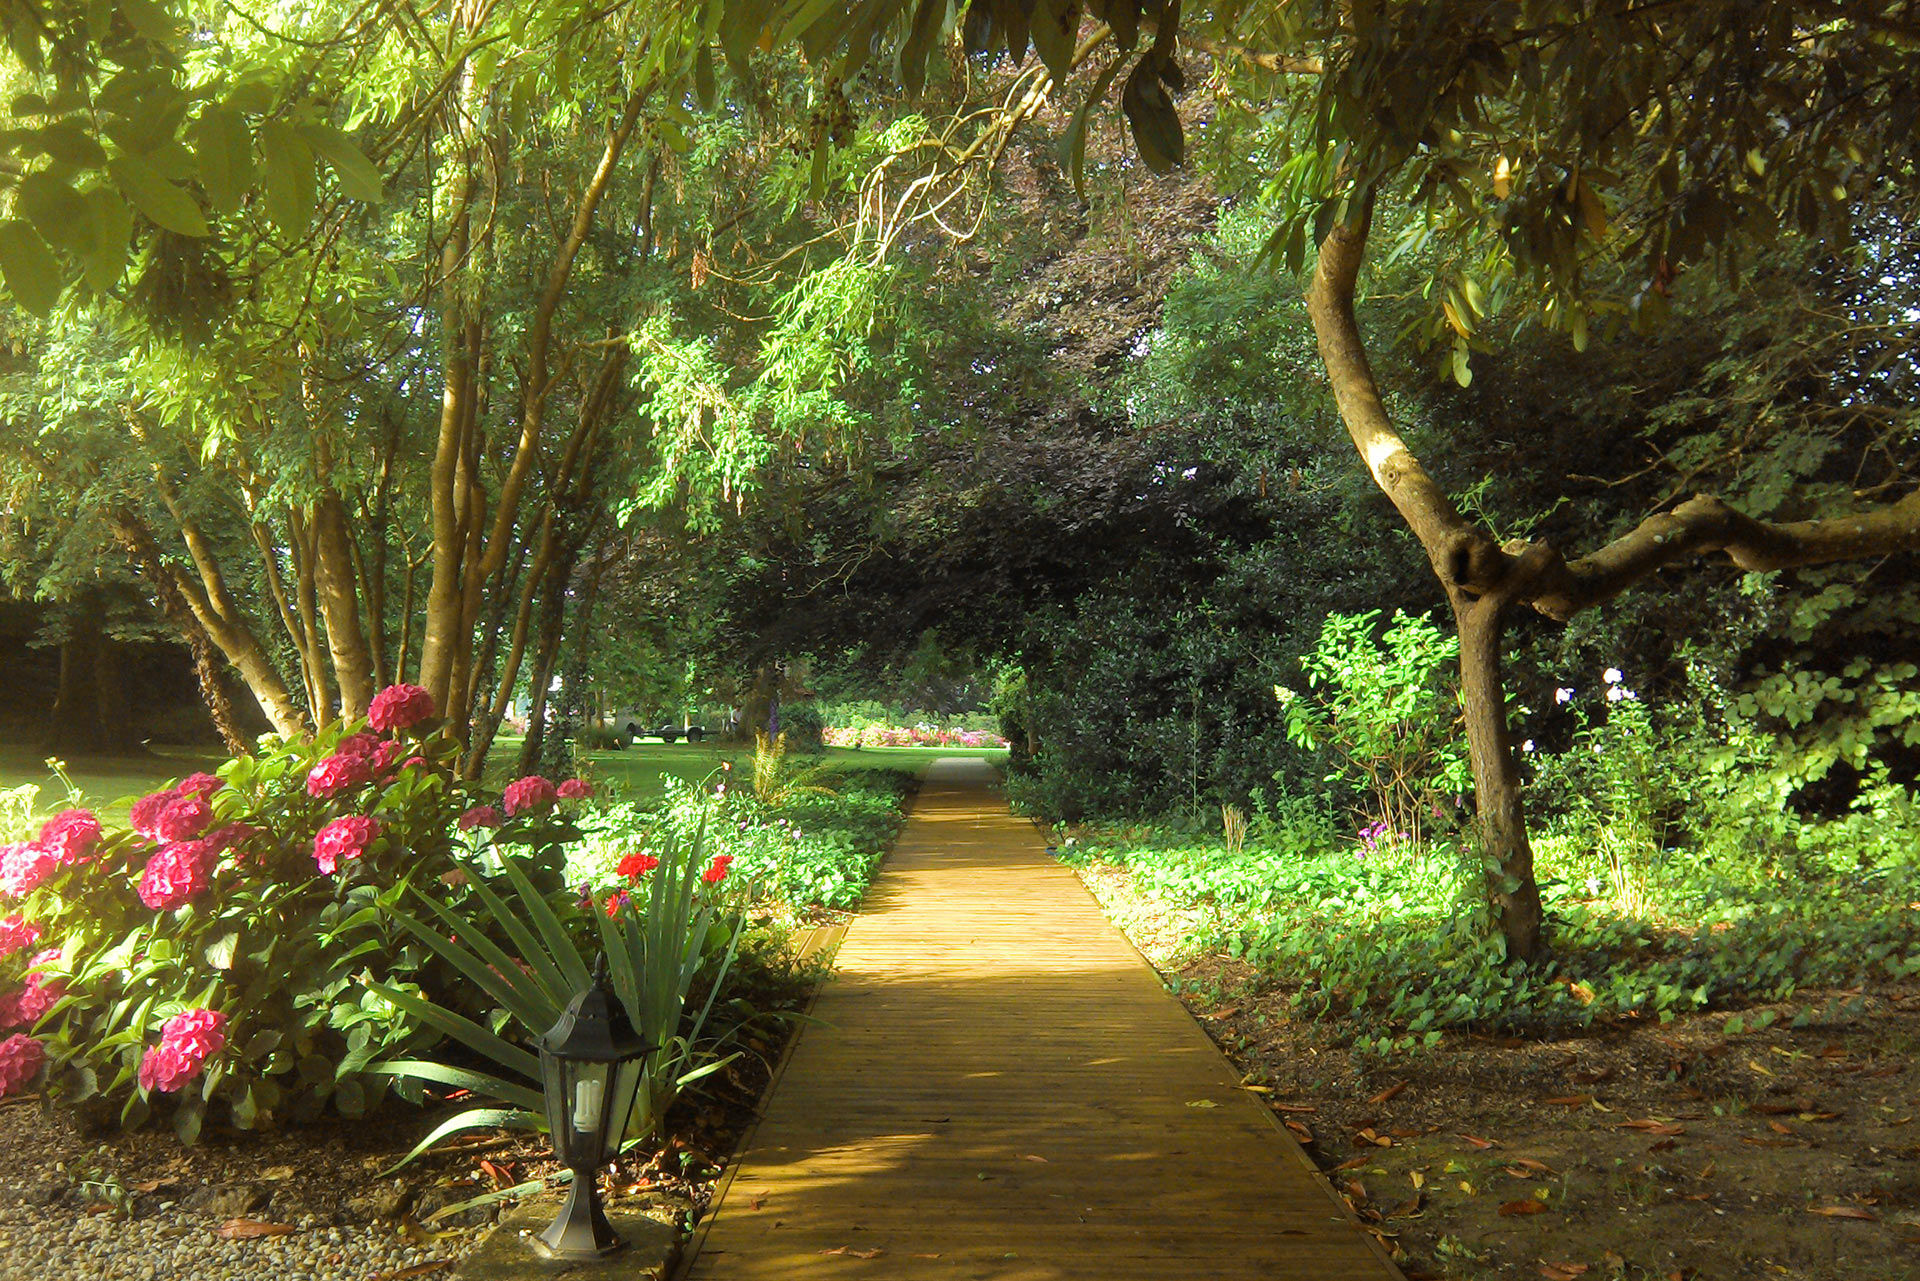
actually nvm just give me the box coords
[1768,1120,1795,1135]
[1332,1155,1371,1172]
[1808,1206,1877,1221]
[1203,1005,1240,1020]
[1504,1164,1545,1179]
[130,1179,166,1194]
[260,1166,295,1181]
[1186,1099,1218,1109]
[368,1264,453,1281]
[851,1249,884,1260]
[1410,1171,1426,1190]
[1499,1199,1550,1216]
[1698,1162,1716,1178]
[1620,1119,1685,1136]
[1511,1158,1556,1174]
[1459,1133,1499,1149]
[1540,1265,1590,1281]
[1387,1192,1424,1218]
[749,1197,766,1211]
[1272,1102,1318,1114]
[1542,1095,1594,1108]
[1286,1121,1314,1142]
[1649,1139,1678,1153]
[1240,1083,1273,1094]
[217,1219,297,1240]
[1369,1082,1408,1105]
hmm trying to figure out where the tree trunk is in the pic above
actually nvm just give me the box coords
[1304,197,1549,961]
[1452,592,1543,960]
[46,598,104,754]
[313,493,377,720]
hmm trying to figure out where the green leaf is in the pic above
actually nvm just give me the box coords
[37,118,108,167]
[693,44,719,110]
[1030,0,1082,82]
[1059,57,1123,197]
[258,120,315,237]
[366,1059,546,1113]
[377,1106,542,1174]
[490,852,591,994]
[0,219,62,315]
[899,0,946,99]
[1120,56,1183,172]
[362,979,542,1082]
[191,104,254,216]
[298,123,384,204]
[107,154,207,236]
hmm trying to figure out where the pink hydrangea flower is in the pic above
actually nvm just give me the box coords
[557,778,593,801]
[368,684,436,733]
[129,789,177,838]
[161,1008,227,1060]
[337,732,382,760]
[0,914,42,960]
[37,809,101,866]
[137,1041,196,1093]
[175,773,223,803]
[306,751,373,798]
[403,756,427,771]
[313,815,379,875]
[0,843,55,898]
[456,805,502,831]
[373,740,407,776]
[155,796,213,841]
[138,839,216,910]
[6,968,64,1027]
[502,775,557,817]
[0,1033,44,1097]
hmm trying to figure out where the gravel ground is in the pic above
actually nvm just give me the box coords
[0,1197,473,1281]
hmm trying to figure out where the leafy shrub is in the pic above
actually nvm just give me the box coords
[1278,609,1471,846]
[0,686,598,1140]
[778,703,826,750]
[366,810,745,1165]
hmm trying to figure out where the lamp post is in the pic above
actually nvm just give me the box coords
[532,956,652,1260]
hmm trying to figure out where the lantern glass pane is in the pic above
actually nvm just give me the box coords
[605,1057,647,1151]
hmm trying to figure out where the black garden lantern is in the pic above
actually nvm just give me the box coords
[532,956,652,1260]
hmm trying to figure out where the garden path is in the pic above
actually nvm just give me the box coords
[680,758,1403,1281]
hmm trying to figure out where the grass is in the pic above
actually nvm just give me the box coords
[0,743,225,824]
[1,736,1004,822]
[574,742,1006,802]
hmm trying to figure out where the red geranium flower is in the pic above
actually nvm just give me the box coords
[615,852,659,879]
[701,854,734,885]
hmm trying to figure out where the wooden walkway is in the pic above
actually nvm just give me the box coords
[682,758,1403,1281]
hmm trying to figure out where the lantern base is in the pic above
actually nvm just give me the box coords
[530,1176,627,1261]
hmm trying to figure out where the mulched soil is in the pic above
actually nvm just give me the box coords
[0,957,817,1255]
[1078,861,1920,1281]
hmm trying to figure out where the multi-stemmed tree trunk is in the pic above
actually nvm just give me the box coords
[1304,198,1920,961]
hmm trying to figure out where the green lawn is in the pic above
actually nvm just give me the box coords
[574,741,1007,802]
[1,738,1004,825]
[0,743,225,824]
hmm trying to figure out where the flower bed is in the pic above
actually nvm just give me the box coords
[0,685,604,1141]
[822,724,1007,749]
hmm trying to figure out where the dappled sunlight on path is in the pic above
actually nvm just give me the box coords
[681,758,1403,1280]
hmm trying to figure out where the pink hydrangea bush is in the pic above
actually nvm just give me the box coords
[4,682,609,1142]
